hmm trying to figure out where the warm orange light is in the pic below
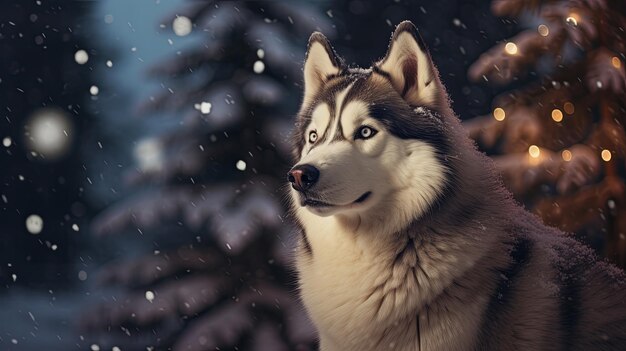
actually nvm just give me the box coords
[493,107,506,121]
[601,149,612,162]
[566,14,579,26]
[504,42,518,55]
[563,102,575,115]
[551,109,563,122]
[562,149,572,162]
[538,24,549,37]
[529,145,541,158]
[612,56,622,69]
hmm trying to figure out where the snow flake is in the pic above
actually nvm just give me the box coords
[78,270,87,281]
[194,101,212,114]
[90,85,99,96]
[90,344,100,351]
[145,290,155,302]
[106,60,113,68]
[72,223,79,231]
[26,214,43,234]
[236,160,247,171]
[2,136,11,147]
[256,49,264,59]
[74,50,89,65]
[104,14,114,24]
[172,16,192,36]
[112,347,121,351]
[608,199,616,209]
[11,274,16,282]
[25,108,73,159]
[253,60,265,74]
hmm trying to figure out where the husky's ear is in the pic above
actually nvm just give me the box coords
[376,21,447,110]
[303,32,342,106]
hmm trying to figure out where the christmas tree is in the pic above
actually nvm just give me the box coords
[465,0,626,266]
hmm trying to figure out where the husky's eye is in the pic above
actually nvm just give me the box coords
[308,131,318,143]
[355,126,377,140]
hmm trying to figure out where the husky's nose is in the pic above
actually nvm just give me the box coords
[288,164,319,192]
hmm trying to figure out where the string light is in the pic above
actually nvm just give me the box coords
[551,108,563,122]
[493,107,506,121]
[504,42,518,55]
[563,102,575,114]
[612,56,622,69]
[537,24,549,37]
[528,145,541,158]
[566,14,579,26]
[601,149,612,162]
[562,149,572,162]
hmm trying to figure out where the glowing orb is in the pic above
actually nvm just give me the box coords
[172,16,192,36]
[74,50,89,64]
[24,108,73,159]
[504,42,518,55]
[537,24,549,37]
[551,109,563,122]
[528,145,540,158]
[561,149,572,162]
[134,138,163,172]
[26,214,43,234]
[493,107,506,121]
[253,60,265,74]
[601,149,612,162]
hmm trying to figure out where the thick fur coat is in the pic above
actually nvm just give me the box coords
[288,21,626,351]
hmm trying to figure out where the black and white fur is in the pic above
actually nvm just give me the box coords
[288,21,626,351]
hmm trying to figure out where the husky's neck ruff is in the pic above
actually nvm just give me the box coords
[288,20,626,351]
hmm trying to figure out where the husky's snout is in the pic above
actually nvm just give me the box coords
[288,164,320,192]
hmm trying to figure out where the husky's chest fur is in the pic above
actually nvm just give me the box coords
[296,214,501,351]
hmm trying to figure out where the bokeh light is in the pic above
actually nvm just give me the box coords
[24,108,73,160]
[504,42,518,55]
[562,149,572,162]
[493,107,506,121]
[528,145,540,158]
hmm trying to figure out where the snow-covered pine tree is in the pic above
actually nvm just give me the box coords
[80,2,334,350]
[465,0,626,266]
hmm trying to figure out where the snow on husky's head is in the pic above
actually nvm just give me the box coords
[289,21,452,233]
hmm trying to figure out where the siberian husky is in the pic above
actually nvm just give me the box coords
[288,21,626,350]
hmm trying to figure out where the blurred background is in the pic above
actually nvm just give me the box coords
[1,0,624,350]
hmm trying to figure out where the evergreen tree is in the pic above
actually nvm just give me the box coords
[81,2,333,350]
[465,0,626,266]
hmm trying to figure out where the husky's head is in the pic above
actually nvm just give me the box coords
[289,21,454,230]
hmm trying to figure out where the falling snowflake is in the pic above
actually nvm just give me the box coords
[2,136,11,147]
[74,49,89,64]
[24,108,73,159]
[106,60,113,67]
[90,85,99,95]
[145,290,155,302]
[194,101,212,114]
[253,60,265,74]
[236,160,247,171]
[78,270,88,281]
[72,223,79,231]
[172,16,192,36]
[25,214,43,234]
